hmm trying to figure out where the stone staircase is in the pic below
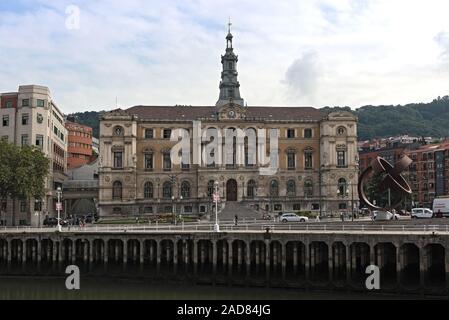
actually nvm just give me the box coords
[218,202,261,221]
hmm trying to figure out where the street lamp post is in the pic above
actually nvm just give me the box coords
[213,181,220,232]
[337,185,350,221]
[56,187,62,232]
[34,198,41,228]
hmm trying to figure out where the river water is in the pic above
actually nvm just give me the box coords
[0,276,417,300]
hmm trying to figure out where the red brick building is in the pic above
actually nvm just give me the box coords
[66,121,93,169]
[405,141,449,208]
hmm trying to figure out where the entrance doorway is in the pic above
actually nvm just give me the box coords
[226,179,238,201]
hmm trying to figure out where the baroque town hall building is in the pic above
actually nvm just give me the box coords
[98,28,358,218]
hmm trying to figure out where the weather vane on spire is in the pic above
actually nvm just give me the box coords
[228,17,232,33]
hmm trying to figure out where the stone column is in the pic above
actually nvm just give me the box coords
[419,246,427,289]
[281,242,286,281]
[228,240,233,278]
[37,240,42,264]
[293,243,298,276]
[174,240,178,275]
[104,240,109,264]
[255,242,260,275]
[246,241,251,277]
[156,240,161,275]
[52,241,57,265]
[212,240,217,276]
[71,241,76,263]
[22,240,27,264]
[345,243,351,284]
[84,241,89,263]
[304,241,310,282]
[237,242,242,271]
[123,239,128,266]
[139,240,145,265]
[222,241,227,272]
[89,240,94,265]
[396,243,402,288]
[445,246,449,292]
[265,240,270,282]
[328,244,333,284]
[59,241,64,264]
[193,240,198,276]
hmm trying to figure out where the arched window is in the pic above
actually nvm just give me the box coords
[207,180,215,197]
[144,182,153,199]
[304,180,313,197]
[181,181,191,198]
[270,180,279,197]
[287,180,296,197]
[247,180,256,198]
[113,126,124,136]
[112,181,122,200]
[163,181,172,199]
[338,178,347,196]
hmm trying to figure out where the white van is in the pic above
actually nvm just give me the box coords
[411,208,433,219]
[433,197,449,217]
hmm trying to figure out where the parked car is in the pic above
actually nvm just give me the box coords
[43,217,58,226]
[372,211,399,221]
[411,208,433,219]
[279,213,309,223]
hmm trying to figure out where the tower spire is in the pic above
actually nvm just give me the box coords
[216,20,244,108]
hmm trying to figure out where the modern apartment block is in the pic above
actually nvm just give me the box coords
[66,121,93,169]
[0,85,68,226]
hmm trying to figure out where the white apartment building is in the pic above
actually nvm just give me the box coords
[0,85,68,226]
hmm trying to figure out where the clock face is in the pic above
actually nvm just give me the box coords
[228,110,236,118]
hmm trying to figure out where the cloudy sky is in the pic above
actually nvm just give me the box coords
[0,0,448,114]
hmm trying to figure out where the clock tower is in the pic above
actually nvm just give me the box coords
[216,20,245,109]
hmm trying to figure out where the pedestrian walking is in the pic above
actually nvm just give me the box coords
[234,214,238,226]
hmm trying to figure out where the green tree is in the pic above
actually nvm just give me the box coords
[0,141,50,225]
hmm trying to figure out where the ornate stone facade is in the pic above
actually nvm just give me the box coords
[98,29,358,218]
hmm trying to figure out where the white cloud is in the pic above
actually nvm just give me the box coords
[0,0,448,113]
[283,51,322,104]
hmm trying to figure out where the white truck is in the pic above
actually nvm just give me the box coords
[433,197,449,217]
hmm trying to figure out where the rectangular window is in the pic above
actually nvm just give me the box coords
[21,134,28,146]
[37,99,45,108]
[304,153,313,169]
[144,206,153,214]
[145,129,154,139]
[287,129,295,139]
[312,203,320,210]
[163,152,172,170]
[5,101,13,108]
[1,136,8,141]
[287,153,296,169]
[113,152,123,168]
[182,162,190,170]
[184,206,193,213]
[2,115,9,127]
[35,134,44,149]
[293,203,301,211]
[163,129,172,139]
[144,153,153,170]
[22,99,29,107]
[22,113,29,125]
[274,204,282,211]
[337,151,346,167]
[20,201,27,213]
[54,126,58,135]
[304,129,312,138]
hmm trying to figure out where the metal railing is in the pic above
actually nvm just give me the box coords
[0,222,448,234]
